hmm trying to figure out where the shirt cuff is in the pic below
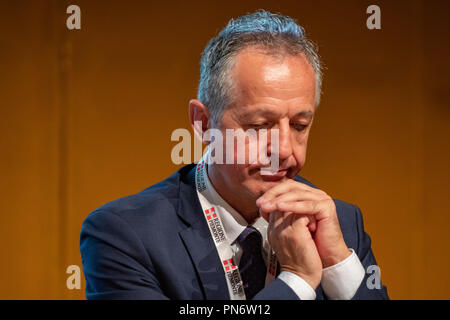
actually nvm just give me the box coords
[278,271,316,300]
[321,248,365,300]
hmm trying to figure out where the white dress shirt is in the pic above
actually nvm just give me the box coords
[203,170,365,300]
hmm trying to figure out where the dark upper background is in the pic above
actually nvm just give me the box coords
[0,0,449,299]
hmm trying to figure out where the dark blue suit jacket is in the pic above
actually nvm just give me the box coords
[80,164,389,300]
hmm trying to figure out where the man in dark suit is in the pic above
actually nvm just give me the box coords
[80,10,389,300]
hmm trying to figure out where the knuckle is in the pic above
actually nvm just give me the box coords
[279,228,294,241]
[308,201,317,212]
[298,216,309,225]
[325,197,335,208]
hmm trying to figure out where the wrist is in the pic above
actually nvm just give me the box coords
[280,267,322,290]
[321,248,352,268]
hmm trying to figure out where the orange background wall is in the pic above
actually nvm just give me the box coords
[0,0,449,299]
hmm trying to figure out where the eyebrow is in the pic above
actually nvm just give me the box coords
[292,110,314,119]
[241,109,314,120]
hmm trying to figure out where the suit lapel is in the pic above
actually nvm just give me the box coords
[177,165,229,300]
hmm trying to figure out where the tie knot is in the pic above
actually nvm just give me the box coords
[236,226,262,250]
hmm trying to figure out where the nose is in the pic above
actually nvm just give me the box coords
[268,122,293,161]
[278,123,293,160]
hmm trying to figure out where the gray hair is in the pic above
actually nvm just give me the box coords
[197,9,323,123]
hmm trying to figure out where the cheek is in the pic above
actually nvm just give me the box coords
[294,150,306,167]
[293,135,309,166]
[218,163,247,182]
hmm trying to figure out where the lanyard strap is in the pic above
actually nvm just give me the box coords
[194,156,277,300]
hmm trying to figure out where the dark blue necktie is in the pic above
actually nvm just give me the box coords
[236,226,266,300]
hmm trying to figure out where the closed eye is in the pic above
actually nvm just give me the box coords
[291,123,308,131]
[248,123,270,130]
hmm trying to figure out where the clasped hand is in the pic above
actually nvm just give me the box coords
[256,179,352,289]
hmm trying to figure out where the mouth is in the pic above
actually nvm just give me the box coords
[259,169,288,182]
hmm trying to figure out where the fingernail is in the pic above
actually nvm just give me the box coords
[263,201,273,208]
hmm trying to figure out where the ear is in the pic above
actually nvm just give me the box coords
[189,99,211,145]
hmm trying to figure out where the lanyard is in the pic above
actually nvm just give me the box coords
[194,155,277,300]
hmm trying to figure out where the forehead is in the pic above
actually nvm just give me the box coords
[228,47,316,117]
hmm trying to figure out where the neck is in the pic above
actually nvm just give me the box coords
[206,164,259,225]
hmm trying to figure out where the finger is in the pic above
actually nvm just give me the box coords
[290,181,328,196]
[290,210,317,233]
[259,206,270,222]
[260,189,328,213]
[276,200,328,220]
[268,210,284,235]
[268,210,294,239]
[309,215,317,233]
[256,181,295,207]
[306,215,317,233]
[292,214,315,239]
[292,214,310,228]
[257,180,327,207]
[280,211,295,231]
[267,210,284,245]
